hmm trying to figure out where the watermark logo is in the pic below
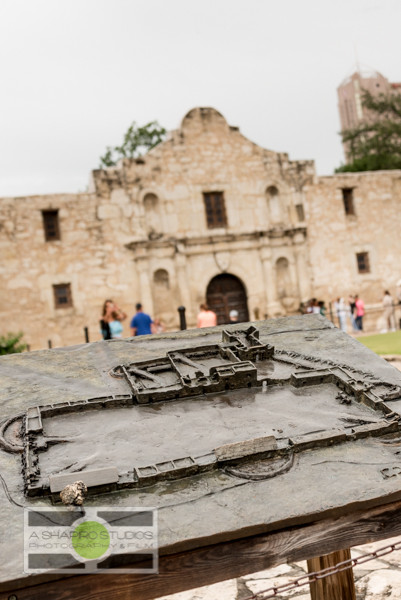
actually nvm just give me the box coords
[24,506,158,573]
[72,520,111,560]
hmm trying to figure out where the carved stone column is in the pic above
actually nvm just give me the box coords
[175,250,194,325]
[260,246,282,317]
[293,230,311,302]
[136,258,154,317]
[288,255,300,300]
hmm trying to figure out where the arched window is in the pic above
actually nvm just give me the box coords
[266,185,282,224]
[143,193,161,234]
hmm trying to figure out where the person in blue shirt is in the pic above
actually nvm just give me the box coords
[130,303,154,336]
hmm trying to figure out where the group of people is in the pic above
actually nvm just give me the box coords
[303,298,327,316]
[100,300,164,340]
[333,291,396,333]
[305,293,393,334]
[333,295,365,332]
[292,290,398,335]
[100,291,397,339]
[100,299,241,339]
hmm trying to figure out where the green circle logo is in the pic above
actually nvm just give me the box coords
[72,520,110,560]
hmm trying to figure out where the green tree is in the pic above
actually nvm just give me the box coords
[0,332,27,355]
[99,121,166,168]
[336,89,401,172]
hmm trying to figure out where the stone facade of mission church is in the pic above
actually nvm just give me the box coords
[0,107,400,350]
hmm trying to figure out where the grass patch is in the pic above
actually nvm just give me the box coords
[356,330,401,355]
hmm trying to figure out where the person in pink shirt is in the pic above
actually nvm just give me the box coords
[197,303,217,328]
[354,295,365,331]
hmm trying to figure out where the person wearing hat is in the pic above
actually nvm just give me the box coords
[229,309,239,324]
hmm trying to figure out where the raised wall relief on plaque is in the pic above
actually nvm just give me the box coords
[1,326,401,499]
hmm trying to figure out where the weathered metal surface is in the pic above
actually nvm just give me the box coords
[49,467,119,493]
[214,436,278,461]
[8,324,401,498]
[1,315,401,590]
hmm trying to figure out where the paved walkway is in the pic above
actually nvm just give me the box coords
[158,358,401,600]
[158,537,401,599]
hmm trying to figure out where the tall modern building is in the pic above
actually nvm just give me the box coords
[337,68,401,160]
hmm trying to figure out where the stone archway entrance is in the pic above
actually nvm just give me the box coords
[206,274,249,325]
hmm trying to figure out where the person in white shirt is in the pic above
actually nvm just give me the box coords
[334,297,347,332]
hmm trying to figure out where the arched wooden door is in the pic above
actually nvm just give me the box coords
[206,274,249,325]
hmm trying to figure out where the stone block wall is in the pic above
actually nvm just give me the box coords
[306,171,401,308]
[0,192,137,349]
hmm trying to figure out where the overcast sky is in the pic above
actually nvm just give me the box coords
[0,0,400,197]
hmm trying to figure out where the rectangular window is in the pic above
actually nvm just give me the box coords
[356,252,370,274]
[53,284,73,308]
[42,210,60,241]
[295,204,305,221]
[203,192,227,228]
[342,188,355,216]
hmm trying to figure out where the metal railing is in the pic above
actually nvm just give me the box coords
[242,539,401,599]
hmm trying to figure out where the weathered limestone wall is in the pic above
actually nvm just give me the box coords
[1,108,400,350]
[92,108,313,242]
[91,107,313,327]
[0,192,136,349]
[306,171,401,304]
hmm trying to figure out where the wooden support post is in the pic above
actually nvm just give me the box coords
[307,548,356,600]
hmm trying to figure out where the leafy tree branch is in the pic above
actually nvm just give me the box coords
[99,121,166,168]
[336,89,401,172]
[0,332,27,355]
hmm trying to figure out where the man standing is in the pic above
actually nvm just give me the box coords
[130,303,153,336]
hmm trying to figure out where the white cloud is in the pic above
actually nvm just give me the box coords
[0,0,400,196]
